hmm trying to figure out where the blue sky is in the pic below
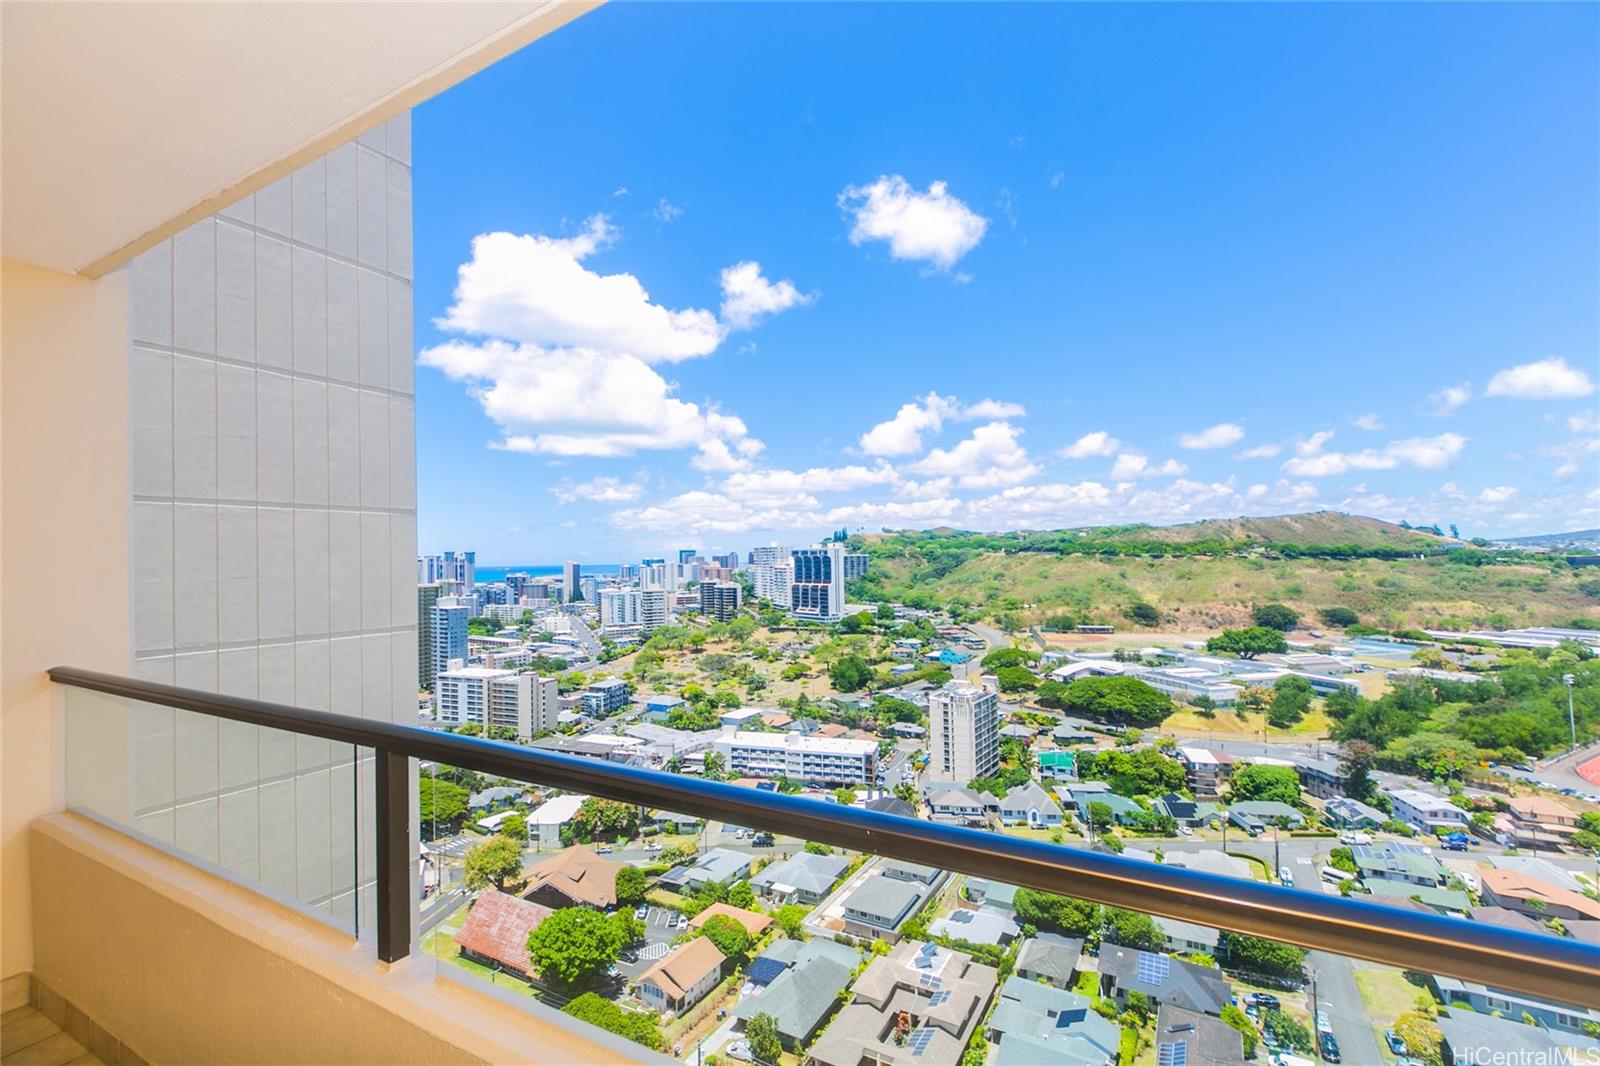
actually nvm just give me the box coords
[414,3,1598,564]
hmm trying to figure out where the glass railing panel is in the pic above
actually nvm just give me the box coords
[64,685,370,938]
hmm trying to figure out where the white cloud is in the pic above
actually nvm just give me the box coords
[718,261,815,330]
[857,393,1026,457]
[419,341,760,467]
[1549,436,1600,478]
[824,497,964,527]
[1295,431,1335,456]
[1427,382,1472,415]
[612,187,630,198]
[1246,483,1269,498]
[1236,444,1282,460]
[1110,453,1189,480]
[652,198,684,223]
[1049,171,1065,189]
[1478,486,1517,505]
[1177,422,1245,450]
[613,490,816,537]
[908,422,1038,488]
[1280,432,1467,476]
[1485,358,1595,400]
[722,464,899,506]
[1568,411,1600,433]
[1060,431,1120,459]
[839,175,989,271]
[550,476,646,504]
[1352,413,1385,431]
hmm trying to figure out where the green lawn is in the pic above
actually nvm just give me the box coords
[1355,965,1429,1036]
[1226,851,1273,881]
[1074,970,1099,996]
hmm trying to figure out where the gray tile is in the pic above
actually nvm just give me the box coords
[291,155,327,249]
[256,370,293,504]
[355,145,386,271]
[172,503,218,649]
[356,268,387,387]
[292,378,328,505]
[325,143,359,262]
[328,509,362,634]
[291,247,328,377]
[173,220,217,355]
[128,240,173,347]
[388,396,414,510]
[255,235,292,370]
[387,276,412,395]
[359,390,389,509]
[360,631,392,722]
[131,502,173,654]
[217,505,258,644]
[255,176,293,238]
[359,511,390,630]
[293,509,331,638]
[172,355,217,500]
[216,363,257,500]
[256,506,295,642]
[384,112,411,165]
[216,220,256,363]
[326,385,360,507]
[386,159,411,280]
[129,345,172,498]
[326,260,359,384]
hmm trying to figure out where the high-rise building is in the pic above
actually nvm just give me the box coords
[927,681,1001,783]
[434,666,558,739]
[790,544,845,622]
[714,552,740,570]
[561,560,581,602]
[699,581,742,622]
[430,598,470,682]
[844,552,870,581]
[677,548,697,565]
[753,562,792,606]
[418,551,475,592]
[640,588,671,631]
[748,544,786,568]
[418,582,445,692]
[598,586,641,633]
[617,563,641,583]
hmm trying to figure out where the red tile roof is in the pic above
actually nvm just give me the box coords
[453,890,552,975]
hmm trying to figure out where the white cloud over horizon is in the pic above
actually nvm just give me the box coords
[1281,431,1467,476]
[858,393,1027,457]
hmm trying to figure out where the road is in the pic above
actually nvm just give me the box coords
[1525,741,1600,796]
[1288,856,1385,1066]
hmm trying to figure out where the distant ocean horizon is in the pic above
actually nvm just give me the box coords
[472,564,622,583]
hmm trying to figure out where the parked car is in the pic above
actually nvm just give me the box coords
[1319,1031,1341,1062]
[1385,1029,1406,1055]
[1248,992,1281,1010]
[1338,831,1371,846]
[1278,866,1294,886]
[1320,865,1356,884]
[1442,837,1469,852]
[634,905,648,920]
[752,832,775,847]
[596,845,613,854]
[1315,1010,1331,1035]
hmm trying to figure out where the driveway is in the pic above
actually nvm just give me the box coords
[1289,853,1386,1066]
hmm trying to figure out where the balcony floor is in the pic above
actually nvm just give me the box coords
[0,1008,103,1066]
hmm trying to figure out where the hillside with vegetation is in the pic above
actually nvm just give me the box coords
[848,513,1599,632]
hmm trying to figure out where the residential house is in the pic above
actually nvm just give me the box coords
[1038,750,1077,782]
[1073,791,1146,828]
[1153,793,1222,829]
[999,723,1037,742]
[1433,978,1600,1039]
[987,975,1120,1066]
[1387,787,1469,834]
[929,905,1020,946]
[999,782,1064,827]
[1177,748,1235,799]
[1098,947,1233,1015]
[1489,856,1589,893]
[882,860,947,889]
[809,941,998,1066]
[1154,916,1220,957]
[864,795,917,819]
[840,874,928,942]
[1467,906,1546,935]
[453,891,552,981]
[1292,757,1349,801]
[1163,851,1254,883]
[926,786,992,825]
[1227,801,1305,833]
[1153,1004,1248,1066]
[522,847,622,911]
[1362,879,1472,914]
[1503,795,1583,849]
[688,903,772,939]
[635,937,726,1015]
[1351,842,1444,888]
[1051,720,1099,745]
[1480,867,1600,923]
[964,879,1019,912]
[1013,933,1084,989]
[1323,797,1385,829]
[658,847,751,894]
[526,793,587,850]
[750,852,850,906]
[733,940,859,1049]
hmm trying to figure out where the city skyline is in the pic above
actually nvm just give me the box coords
[414,4,1597,560]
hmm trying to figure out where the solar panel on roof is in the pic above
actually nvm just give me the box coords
[918,972,942,990]
[907,1029,934,1056]
[1136,952,1171,986]
[1157,1041,1189,1066]
[746,957,786,985]
[927,990,950,1006]
[919,942,938,957]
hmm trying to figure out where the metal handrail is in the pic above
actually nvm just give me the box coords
[48,665,1600,1008]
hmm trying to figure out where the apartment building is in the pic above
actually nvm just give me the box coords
[789,544,845,622]
[597,586,640,634]
[698,580,742,622]
[1389,788,1470,834]
[713,730,878,785]
[1177,747,1236,800]
[579,677,633,717]
[927,680,1000,784]
[417,582,444,692]
[429,598,470,690]
[434,666,557,739]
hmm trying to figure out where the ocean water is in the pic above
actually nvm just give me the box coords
[473,564,622,583]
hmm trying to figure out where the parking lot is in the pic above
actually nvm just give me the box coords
[616,904,687,981]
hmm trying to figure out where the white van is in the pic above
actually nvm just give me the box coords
[1320,865,1356,884]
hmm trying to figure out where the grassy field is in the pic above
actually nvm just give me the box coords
[867,549,1595,631]
[1163,707,1334,739]
[1355,965,1430,1036]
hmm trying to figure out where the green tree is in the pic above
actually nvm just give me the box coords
[893,781,919,805]
[698,913,751,960]
[1261,1008,1312,1053]
[1058,676,1175,727]
[527,909,628,991]
[1013,889,1100,935]
[1251,604,1300,631]
[1206,627,1289,660]
[803,841,833,855]
[1078,748,1186,797]
[877,603,898,623]
[615,865,647,906]
[1266,675,1314,729]
[499,812,528,841]
[726,880,756,909]
[1228,764,1302,806]
[1085,801,1115,832]
[1318,606,1360,627]
[1219,932,1307,979]
[562,993,663,1051]
[829,655,873,692]
[775,905,808,940]
[702,751,728,781]
[981,647,1040,670]
[993,665,1039,692]
[1102,908,1165,951]
[1125,602,1161,627]
[418,777,469,837]
[1339,740,1378,800]
[745,1011,782,1064]
[463,834,525,892]
[1328,846,1357,874]
[1394,1011,1443,1066]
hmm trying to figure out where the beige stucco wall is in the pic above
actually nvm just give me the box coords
[0,259,131,982]
[31,813,661,1064]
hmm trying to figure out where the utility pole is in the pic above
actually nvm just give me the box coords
[1564,674,1577,752]
[1273,824,1281,878]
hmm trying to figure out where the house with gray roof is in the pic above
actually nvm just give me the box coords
[929,905,1019,945]
[882,859,946,887]
[1434,976,1600,1038]
[1324,796,1385,829]
[810,941,998,1066]
[841,874,928,942]
[1098,946,1232,1015]
[926,786,992,824]
[1154,915,1220,956]
[732,939,858,1050]
[964,878,1018,912]
[1013,933,1083,988]
[656,846,750,893]
[1352,842,1442,887]
[1154,1004,1247,1066]
[999,781,1063,827]
[1437,1009,1567,1064]
[1227,801,1305,832]
[988,975,1119,1066]
[749,851,849,906]
[1362,879,1471,913]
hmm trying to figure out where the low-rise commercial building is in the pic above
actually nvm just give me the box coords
[713,730,878,785]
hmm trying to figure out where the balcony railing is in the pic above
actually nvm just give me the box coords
[48,665,1600,1009]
